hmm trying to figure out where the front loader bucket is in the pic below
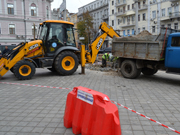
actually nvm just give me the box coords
[0,58,9,79]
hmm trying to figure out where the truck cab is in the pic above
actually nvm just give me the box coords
[165,33,180,69]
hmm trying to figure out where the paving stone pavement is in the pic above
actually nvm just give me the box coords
[0,67,180,135]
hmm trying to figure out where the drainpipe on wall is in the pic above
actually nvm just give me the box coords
[135,0,139,35]
[23,0,27,42]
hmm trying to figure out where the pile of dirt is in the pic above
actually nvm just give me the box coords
[135,30,152,37]
[113,30,158,41]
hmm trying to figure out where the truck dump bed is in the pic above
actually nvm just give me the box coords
[112,35,164,61]
[112,28,180,61]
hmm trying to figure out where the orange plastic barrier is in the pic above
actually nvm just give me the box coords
[64,86,121,135]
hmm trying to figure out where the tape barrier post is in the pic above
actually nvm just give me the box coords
[64,86,121,135]
[111,101,180,134]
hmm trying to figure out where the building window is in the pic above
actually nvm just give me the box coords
[112,1,114,5]
[97,2,99,7]
[7,4,14,15]
[152,26,155,33]
[138,28,140,33]
[112,20,114,26]
[9,24,15,34]
[132,15,134,21]
[143,0,146,5]
[132,4,134,9]
[168,24,171,28]
[123,17,125,24]
[123,6,125,12]
[143,27,145,30]
[0,24,1,34]
[174,23,178,30]
[127,30,130,36]
[138,14,140,21]
[162,8,165,17]
[118,8,120,12]
[153,0,156,3]
[128,5,130,10]
[143,13,146,20]
[174,6,179,16]
[138,2,141,9]
[32,25,37,36]
[46,6,49,19]
[152,11,156,19]
[161,25,165,28]
[118,19,121,25]
[127,16,130,23]
[132,29,134,35]
[31,3,37,16]
[112,9,114,14]
[168,7,172,16]
[94,4,96,8]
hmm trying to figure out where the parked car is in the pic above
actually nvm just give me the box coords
[98,47,112,54]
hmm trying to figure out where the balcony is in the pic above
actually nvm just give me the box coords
[116,0,127,7]
[102,14,108,20]
[138,4,148,11]
[169,12,180,18]
[116,11,127,16]
[160,16,170,21]
[170,0,179,1]
[121,21,135,28]
[126,10,135,15]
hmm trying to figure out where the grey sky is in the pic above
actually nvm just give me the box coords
[51,0,95,13]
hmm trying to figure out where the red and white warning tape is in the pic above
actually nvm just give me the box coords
[0,82,70,90]
[111,101,180,134]
[1,81,179,134]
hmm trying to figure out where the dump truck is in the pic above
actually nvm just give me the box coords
[112,28,180,79]
[0,20,120,80]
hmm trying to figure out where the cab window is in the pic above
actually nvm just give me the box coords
[65,25,76,47]
[48,23,64,45]
[171,37,180,47]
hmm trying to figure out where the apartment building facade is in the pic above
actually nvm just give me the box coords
[109,0,180,38]
[0,0,53,45]
[77,0,109,49]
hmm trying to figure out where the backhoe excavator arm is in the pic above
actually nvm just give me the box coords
[81,22,120,67]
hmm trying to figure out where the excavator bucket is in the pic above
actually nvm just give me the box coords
[0,58,9,79]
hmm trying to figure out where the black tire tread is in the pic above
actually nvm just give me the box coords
[54,51,78,75]
[13,60,36,80]
[121,60,141,79]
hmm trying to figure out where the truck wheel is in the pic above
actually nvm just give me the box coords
[142,68,158,75]
[55,51,78,75]
[121,60,141,79]
[13,60,36,80]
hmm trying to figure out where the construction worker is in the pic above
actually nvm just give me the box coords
[2,46,10,55]
[102,52,110,67]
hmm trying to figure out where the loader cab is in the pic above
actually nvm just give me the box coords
[38,20,76,57]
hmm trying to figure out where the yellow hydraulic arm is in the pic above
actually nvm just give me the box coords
[0,40,44,78]
[81,22,120,68]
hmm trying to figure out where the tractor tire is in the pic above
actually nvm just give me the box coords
[10,67,14,73]
[13,60,36,80]
[54,51,78,75]
[120,60,141,79]
[142,68,158,76]
[47,65,56,72]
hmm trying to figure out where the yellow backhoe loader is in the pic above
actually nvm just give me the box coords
[0,20,120,80]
